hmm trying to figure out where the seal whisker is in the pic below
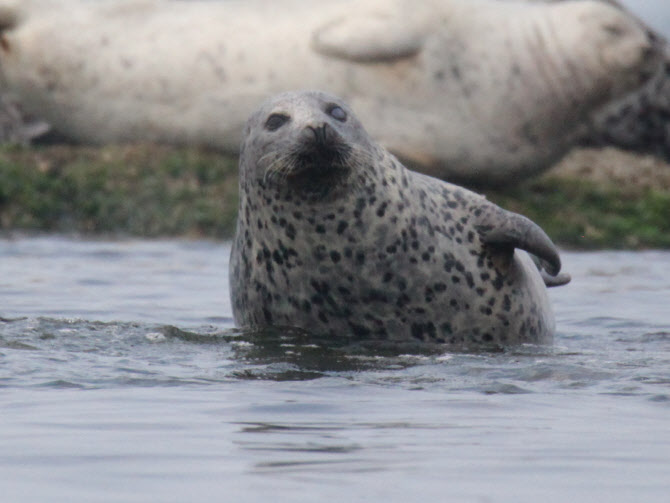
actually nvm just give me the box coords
[262,150,296,186]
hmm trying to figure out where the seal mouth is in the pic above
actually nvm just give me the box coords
[288,144,351,188]
[272,123,353,196]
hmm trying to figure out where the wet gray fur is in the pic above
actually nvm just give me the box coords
[230,91,569,347]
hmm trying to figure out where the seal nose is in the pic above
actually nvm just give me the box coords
[305,123,332,146]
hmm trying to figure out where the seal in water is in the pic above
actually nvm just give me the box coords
[0,0,663,184]
[229,91,570,347]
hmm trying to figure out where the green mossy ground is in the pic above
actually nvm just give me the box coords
[0,144,239,238]
[487,176,670,250]
[1,143,669,249]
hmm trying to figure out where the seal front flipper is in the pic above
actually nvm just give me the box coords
[476,206,566,283]
[311,7,424,63]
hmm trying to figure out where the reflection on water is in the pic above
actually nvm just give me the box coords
[1,236,669,502]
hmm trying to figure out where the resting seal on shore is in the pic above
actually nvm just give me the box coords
[229,91,569,347]
[0,0,663,184]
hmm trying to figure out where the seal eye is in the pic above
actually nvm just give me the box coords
[327,105,347,122]
[265,113,289,131]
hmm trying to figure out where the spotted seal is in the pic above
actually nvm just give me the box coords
[229,91,569,347]
[0,0,663,184]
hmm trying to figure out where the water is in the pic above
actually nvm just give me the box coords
[1,236,669,502]
[619,0,670,38]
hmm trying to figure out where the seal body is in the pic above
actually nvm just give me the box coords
[230,91,569,347]
[0,0,662,184]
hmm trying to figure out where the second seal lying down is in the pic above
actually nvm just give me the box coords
[230,91,569,347]
[0,0,663,184]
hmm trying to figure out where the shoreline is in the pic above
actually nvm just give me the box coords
[1,143,669,249]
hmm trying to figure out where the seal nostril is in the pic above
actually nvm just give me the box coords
[306,125,318,143]
[318,124,327,144]
[307,123,331,145]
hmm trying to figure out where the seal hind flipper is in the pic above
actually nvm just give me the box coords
[540,269,571,288]
[312,10,424,63]
[476,208,562,278]
[530,254,571,288]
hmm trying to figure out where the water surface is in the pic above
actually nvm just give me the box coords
[1,236,669,502]
[619,0,670,37]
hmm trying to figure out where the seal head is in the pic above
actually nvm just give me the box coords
[230,91,568,348]
[239,91,376,201]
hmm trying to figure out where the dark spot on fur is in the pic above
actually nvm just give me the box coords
[503,295,512,312]
[349,322,371,338]
[313,245,327,261]
[396,293,410,308]
[272,250,283,265]
[285,223,296,240]
[363,289,389,303]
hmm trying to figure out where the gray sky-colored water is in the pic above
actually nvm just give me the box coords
[616,0,670,37]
